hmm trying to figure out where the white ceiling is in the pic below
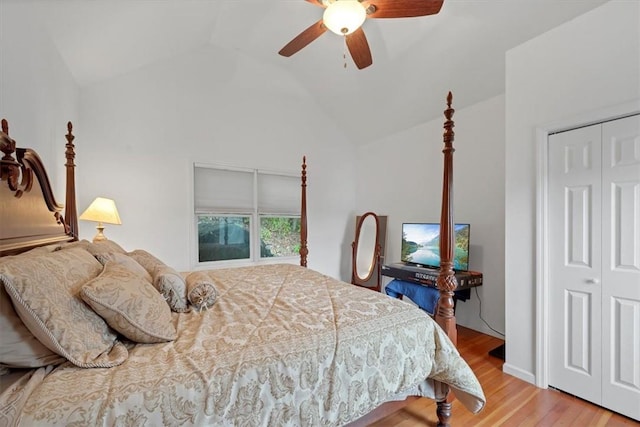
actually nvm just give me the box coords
[25,0,608,144]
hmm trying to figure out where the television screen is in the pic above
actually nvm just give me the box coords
[401,223,470,271]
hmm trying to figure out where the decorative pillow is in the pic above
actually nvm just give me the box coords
[95,240,126,253]
[185,271,219,312]
[21,242,69,255]
[94,252,152,283]
[81,261,177,344]
[127,249,166,276]
[80,240,127,257]
[56,239,93,252]
[0,281,66,369]
[0,247,128,368]
[0,248,81,369]
[153,265,189,313]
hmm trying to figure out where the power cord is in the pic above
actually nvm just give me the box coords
[475,286,505,337]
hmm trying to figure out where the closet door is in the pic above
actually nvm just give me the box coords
[548,124,603,405]
[548,114,640,421]
[600,115,640,420]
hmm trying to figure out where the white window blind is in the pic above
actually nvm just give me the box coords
[194,165,300,215]
[258,172,300,215]
[194,167,253,214]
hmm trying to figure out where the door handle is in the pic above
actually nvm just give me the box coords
[585,278,600,284]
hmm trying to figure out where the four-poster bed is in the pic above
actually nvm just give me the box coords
[0,94,482,426]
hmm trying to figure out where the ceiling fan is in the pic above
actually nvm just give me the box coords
[278,0,444,70]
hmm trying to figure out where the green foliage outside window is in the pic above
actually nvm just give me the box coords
[260,217,301,258]
[198,215,300,262]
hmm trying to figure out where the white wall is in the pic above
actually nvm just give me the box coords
[77,45,356,277]
[7,0,637,368]
[355,94,506,337]
[1,4,356,279]
[504,0,640,383]
[0,2,79,195]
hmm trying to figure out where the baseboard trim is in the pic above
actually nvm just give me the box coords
[503,363,536,385]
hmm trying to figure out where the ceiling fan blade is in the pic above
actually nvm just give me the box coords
[366,0,444,18]
[346,28,373,70]
[279,20,327,57]
[305,0,326,8]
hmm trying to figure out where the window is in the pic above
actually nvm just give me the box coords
[194,164,301,265]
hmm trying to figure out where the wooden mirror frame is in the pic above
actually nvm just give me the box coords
[351,211,384,292]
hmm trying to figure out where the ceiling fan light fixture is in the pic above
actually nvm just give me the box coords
[323,0,366,35]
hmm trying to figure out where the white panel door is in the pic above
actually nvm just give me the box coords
[548,114,640,421]
[549,124,603,405]
[601,114,640,421]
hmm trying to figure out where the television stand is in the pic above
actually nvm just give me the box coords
[381,262,483,290]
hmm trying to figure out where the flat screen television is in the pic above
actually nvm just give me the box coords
[401,223,470,271]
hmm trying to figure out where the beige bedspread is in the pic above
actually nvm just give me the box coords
[1,264,484,426]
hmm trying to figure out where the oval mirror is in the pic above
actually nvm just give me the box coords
[355,212,379,280]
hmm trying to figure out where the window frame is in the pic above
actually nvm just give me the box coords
[193,162,300,268]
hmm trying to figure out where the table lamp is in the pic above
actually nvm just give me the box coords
[79,197,122,242]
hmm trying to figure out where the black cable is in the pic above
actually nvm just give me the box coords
[474,286,505,337]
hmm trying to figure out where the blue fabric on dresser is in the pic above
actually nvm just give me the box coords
[384,279,471,316]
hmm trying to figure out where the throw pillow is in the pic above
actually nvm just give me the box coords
[0,247,128,368]
[81,261,177,344]
[153,265,189,313]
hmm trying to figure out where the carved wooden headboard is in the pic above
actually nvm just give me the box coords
[0,119,79,256]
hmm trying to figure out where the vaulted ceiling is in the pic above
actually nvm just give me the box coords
[23,0,608,144]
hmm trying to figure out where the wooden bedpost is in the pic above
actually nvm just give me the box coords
[436,92,458,344]
[299,156,308,267]
[435,92,457,427]
[64,122,79,240]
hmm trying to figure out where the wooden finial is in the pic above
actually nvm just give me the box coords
[300,155,308,268]
[301,155,307,195]
[66,122,75,145]
[65,122,76,168]
[443,92,455,149]
[1,118,16,159]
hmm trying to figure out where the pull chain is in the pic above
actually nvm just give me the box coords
[343,35,347,68]
[342,29,349,69]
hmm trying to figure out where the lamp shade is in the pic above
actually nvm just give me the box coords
[79,197,122,225]
[323,0,367,35]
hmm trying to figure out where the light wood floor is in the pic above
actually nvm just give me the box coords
[369,326,638,427]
